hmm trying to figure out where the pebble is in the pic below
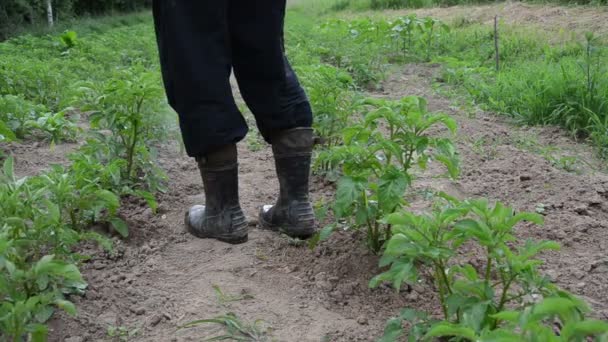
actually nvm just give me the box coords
[149,314,163,327]
[407,291,420,301]
[357,315,369,325]
[130,306,146,316]
[520,175,532,181]
[65,337,83,342]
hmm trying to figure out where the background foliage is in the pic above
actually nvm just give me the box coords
[0,0,151,40]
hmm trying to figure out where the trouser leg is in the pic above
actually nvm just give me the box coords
[152,0,248,157]
[228,0,313,142]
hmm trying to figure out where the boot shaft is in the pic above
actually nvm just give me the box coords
[197,144,240,212]
[271,128,314,204]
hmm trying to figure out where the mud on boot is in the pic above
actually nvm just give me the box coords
[259,128,316,238]
[185,144,248,244]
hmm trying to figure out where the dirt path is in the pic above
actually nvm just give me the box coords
[37,63,608,341]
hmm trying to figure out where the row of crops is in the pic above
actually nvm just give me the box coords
[1,8,607,341]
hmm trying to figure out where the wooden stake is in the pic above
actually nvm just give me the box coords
[494,15,500,72]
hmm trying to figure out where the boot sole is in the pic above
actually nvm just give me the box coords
[184,212,248,244]
[258,214,316,240]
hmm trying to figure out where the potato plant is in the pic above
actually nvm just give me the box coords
[0,157,113,341]
[315,96,459,252]
[374,195,608,341]
[80,65,167,192]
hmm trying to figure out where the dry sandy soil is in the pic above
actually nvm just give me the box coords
[6,4,608,341]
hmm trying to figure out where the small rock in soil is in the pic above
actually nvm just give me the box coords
[149,314,163,327]
[130,306,146,316]
[65,337,83,342]
[520,175,532,181]
[357,316,369,325]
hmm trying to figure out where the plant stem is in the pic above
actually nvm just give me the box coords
[484,249,492,282]
[434,264,449,320]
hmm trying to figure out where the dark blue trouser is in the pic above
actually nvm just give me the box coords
[152,0,313,157]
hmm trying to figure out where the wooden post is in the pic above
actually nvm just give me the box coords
[46,0,54,27]
[494,15,500,72]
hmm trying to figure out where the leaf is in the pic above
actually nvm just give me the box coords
[369,257,417,291]
[308,224,336,250]
[54,299,77,316]
[531,297,578,321]
[507,212,544,227]
[95,189,120,211]
[27,323,49,342]
[3,155,15,181]
[109,217,129,238]
[561,320,608,340]
[479,329,521,342]
[462,302,489,332]
[334,176,360,218]
[379,317,404,342]
[135,190,158,213]
[491,311,520,323]
[35,305,54,323]
[378,170,409,213]
[0,120,17,141]
[424,322,477,341]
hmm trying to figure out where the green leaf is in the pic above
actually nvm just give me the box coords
[3,155,15,181]
[55,299,77,316]
[491,311,520,323]
[379,317,404,342]
[531,297,578,320]
[135,190,158,213]
[35,305,54,323]
[109,217,129,238]
[479,329,521,342]
[95,189,120,211]
[334,176,360,218]
[562,320,608,340]
[507,212,544,227]
[378,170,409,214]
[27,323,49,342]
[308,224,336,250]
[0,120,17,141]
[424,322,477,341]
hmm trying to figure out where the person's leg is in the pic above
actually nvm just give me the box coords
[228,0,316,239]
[153,0,248,243]
[152,0,247,158]
[228,0,312,141]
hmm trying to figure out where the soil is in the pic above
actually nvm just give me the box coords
[5,8,606,340]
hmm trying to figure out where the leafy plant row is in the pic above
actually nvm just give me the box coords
[1,24,168,340]
[288,12,608,340]
[297,13,608,157]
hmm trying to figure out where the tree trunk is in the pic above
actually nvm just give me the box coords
[46,0,54,27]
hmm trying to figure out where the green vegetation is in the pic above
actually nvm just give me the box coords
[0,18,167,341]
[299,0,608,13]
[315,96,459,252]
[286,3,608,340]
[0,0,150,40]
[1,0,608,340]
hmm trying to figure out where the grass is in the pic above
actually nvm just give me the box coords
[290,1,608,157]
[0,12,151,42]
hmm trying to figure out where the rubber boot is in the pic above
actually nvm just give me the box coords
[185,144,248,244]
[259,128,316,238]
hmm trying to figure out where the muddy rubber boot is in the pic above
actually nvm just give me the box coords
[259,128,316,238]
[185,144,248,244]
